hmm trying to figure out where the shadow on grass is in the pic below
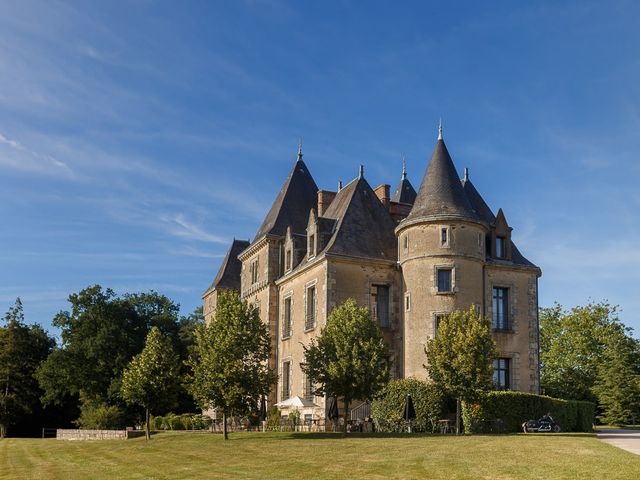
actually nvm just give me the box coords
[269,431,596,440]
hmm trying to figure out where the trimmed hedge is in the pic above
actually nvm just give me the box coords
[371,378,448,433]
[151,413,212,431]
[462,391,595,433]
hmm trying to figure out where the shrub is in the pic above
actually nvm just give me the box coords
[371,378,448,433]
[74,398,126,430]
[265,406,282,431]
[462,391,595,433]
[151,415,164,430]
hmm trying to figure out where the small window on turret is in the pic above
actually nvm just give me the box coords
[441,227,449,247]
[403,235,409,253]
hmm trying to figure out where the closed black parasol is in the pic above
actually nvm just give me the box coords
[404,394,416,421]
[328,397,339,421]
[259,395,267,422]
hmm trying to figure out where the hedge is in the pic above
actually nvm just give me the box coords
[462,391,595,433]
[151,413,212,431]
[371,378,449,433]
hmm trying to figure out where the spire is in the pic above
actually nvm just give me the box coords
[297,138,303,161]
[403,136,479,223]
[359,164,364,178]
[438,118,443,140]
[463,167,469,182]
[338,179,343,191]
[401,154,407,180]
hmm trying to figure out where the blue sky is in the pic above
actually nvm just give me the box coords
[1,1,639,335]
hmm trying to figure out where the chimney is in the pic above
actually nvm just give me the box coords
[317,190,337,216]
[374,184,390,209]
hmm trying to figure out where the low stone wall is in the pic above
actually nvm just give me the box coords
[56,429,146,440]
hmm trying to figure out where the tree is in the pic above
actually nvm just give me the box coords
[0,298,55,438]
[424,307,497,434]
[302,298,389,433]
[592,335,640,425]
[540,301,628,402]
[36,285,183,414]
[186,290,275,440]
[121,327,180,439]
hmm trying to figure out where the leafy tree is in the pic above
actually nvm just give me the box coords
[36,285,182,408]
[424,307,497,434]
[592,335,640,425]
[186,290,275,440]
[0,298,55,438]
[540,302,628,402]
[302,298,389,432]
[121,327,180,439]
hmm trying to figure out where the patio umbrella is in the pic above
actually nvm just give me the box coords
[328,397,339,421]
[404,394,416,421]
[259,395,267,421]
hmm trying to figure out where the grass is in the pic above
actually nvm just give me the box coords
[1,431,639,480]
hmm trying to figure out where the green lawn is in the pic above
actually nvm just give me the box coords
[1,431,639,480]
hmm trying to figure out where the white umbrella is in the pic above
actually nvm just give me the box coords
[275,396,319,409]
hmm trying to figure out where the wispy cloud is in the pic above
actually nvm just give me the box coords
[165,213,229,244]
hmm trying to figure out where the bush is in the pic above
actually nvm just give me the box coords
[462,391,595,433]
[151,415,164,430]
[74,398,126,430]
[371,378,448,433]
[265,406,282,432]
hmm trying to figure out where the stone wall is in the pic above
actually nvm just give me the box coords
[56,429,145,440]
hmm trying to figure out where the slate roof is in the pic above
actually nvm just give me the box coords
[254,158,319,240]
[404,139,480,223]
[462,177,496,224]
[391,176,417,204]
[510,241,536,268]
[207,239,250,292]
[321,176,397,261]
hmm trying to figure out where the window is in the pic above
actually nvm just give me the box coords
[305,285,316,330]
[437,268,452,293]
[496,236,505,258]
[282,361,291,400]
[493,358,510,390]
[441,227,449,247]
[434,313,446,337]
[403,235,409,252]
[303,373,315,402]
[250,259,259,285]
[492,287,509,330]
[282,297,292,338]
[308,234,316,258]
[404,293,411,312]
[371,285,390,328]
[285,249,292,272]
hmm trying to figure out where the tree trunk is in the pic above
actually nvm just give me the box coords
[145,407,150,440]
[0,423,6,439]
[343,400,350,434]
[456,398,461,435]
[222,411,228,441]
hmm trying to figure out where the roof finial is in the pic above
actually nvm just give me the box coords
[464,167,469,182]
[338,179,342,191]
[358,164,364,178]
[297,138,303,161]
[438,118,443,140]
[401,154,407,180]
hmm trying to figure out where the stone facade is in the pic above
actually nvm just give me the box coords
[203,132,542,420]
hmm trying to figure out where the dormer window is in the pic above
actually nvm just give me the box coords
[308,234,316,258]
[496,237,506,258]
[285,249,292,272]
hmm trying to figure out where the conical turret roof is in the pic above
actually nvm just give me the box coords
[404,138,479,223]
[254,155,319,240]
